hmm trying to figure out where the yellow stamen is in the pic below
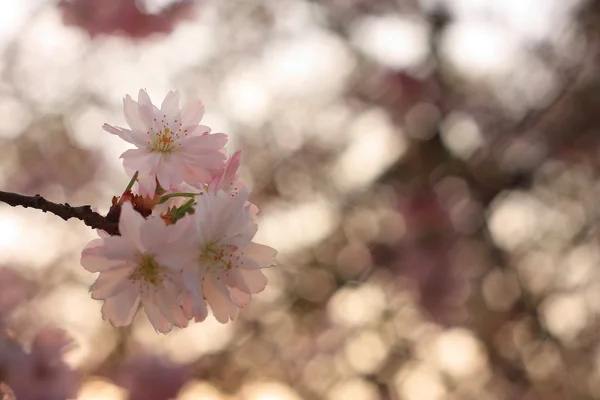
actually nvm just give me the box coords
[130,254,163,284]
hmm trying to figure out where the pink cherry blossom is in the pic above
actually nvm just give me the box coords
[103,89,228,196]
[208,151,245,195]
[170,188,277,324]
[80,202,189,333]
[207,151,261,220]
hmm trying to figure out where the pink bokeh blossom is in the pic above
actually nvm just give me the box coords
[1,328,80,400]
[59,0,197,39]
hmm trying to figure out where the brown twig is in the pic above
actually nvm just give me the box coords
[0,191,119,235]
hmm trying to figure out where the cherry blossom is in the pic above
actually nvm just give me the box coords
[103,89,228,196]
[169,188,277,323]
[208,150,245,195]
[80,202,189,333]
[207,151,261,221]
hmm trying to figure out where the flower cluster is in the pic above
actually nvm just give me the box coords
[80,90,277,333]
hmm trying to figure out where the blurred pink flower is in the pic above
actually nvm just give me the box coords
[172,188,277,323]
[103,89,227,196]
[113,355,190,400]
[80,202,189,333]
[58,0,197,39]
[387,189,471,326]
[0,268,38,324]
[1,328,80,400]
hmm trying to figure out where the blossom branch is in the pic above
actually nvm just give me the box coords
[0,190,119,235]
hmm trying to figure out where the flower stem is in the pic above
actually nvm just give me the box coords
[124,171,139,192]
[171,198,196,223]
[157,192,202,205]
[177,198,196,214]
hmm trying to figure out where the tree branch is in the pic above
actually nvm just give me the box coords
[0,191,119,235]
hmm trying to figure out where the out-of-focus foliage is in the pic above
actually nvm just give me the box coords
[1,0,600,399]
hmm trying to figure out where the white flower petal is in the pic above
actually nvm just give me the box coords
[81,239,118,272]
[139,215,170,252]
[137,89,153,108]
[219,191,257,246]
[204,273,237,324]
[137,90,159,126]
[90,268,135,300]
[81,254,118,273]
[160,91,181,116]
[163,213,195,244]
[195,189,251,245]
[156,157,185,189]
[101,289,140,327]
[192,194,218,245]
[179,162,215,184]
[229,286,252,307]
[180,99,205,127]
[231,268,268,294]
[181,290,195,320]
[123,95,148,133]
[156,281,188,328]
[98,236,138,260]
[81,237,137,272]
[122,154,160,194]
[136,173,158,198]
[182,265,204,299]
[190,124,212,136]
[209,151,242,193]
[142,294,174,333]
[121,149,159,172]
[118,202,145,252]
[154,243,196,272]
[240,242,278,268]
[102,124,146,147]
[179,133,228,154]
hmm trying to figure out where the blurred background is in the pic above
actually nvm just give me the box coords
[0,0,599,399]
